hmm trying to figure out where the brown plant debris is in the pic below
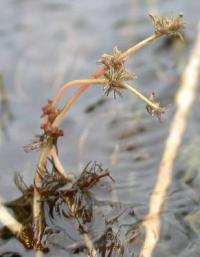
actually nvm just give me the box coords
[74,162,114,191]
[94,227,124,257]
[24,134,49,153]
[0,163,115,250]
[0,162,141,256]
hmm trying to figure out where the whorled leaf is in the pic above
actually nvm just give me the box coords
[99,47,137,98]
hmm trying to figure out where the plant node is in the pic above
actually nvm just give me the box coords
[99,47,136,98]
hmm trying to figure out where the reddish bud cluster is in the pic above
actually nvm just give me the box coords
[40,122,49,130]
[42,100,54,116]
[40,123,64,137]
[41,100,60,123]
[40,100,63,138]
[47,127,64,137]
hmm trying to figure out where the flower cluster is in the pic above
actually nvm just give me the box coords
[24,101,63,152]
[99,47,136,98]
[149,14,184,40]
[40,123,64,137]
[40,100,64,138]
[99,46,125,71]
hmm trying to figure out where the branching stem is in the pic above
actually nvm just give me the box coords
[52,78,106,108]
[51,33,160,109]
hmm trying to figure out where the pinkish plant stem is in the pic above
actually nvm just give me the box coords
[51,34,161,109]
[52,78,106,108]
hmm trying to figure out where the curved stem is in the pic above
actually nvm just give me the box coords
[49,145,75,181]
[49,145,66,176]
[52,78,106,108]
[123,83,160,110]
[53,81,104,127]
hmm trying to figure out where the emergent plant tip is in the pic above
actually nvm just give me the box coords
[149,14,185,40]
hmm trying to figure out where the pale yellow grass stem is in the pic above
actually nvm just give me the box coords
[140,22,200,257]
[0,197,23,235]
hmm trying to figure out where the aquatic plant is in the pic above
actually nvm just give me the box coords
[0,14,184,256]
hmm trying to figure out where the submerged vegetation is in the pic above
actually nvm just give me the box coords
[0,14,184,256]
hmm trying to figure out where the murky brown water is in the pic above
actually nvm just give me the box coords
[0,0,200,256]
